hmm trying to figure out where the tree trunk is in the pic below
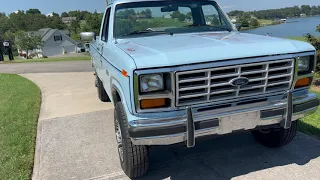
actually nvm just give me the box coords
[26,50,28,59]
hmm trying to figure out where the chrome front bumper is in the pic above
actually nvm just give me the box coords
[128,91,319,146]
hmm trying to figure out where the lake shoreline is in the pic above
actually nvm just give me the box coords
[241,16,320,38]
[240,15,320,32]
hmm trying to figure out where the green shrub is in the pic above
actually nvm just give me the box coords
[304,34,320,71]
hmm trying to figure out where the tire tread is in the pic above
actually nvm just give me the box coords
[115,102,148,178]
[251,120,298,148]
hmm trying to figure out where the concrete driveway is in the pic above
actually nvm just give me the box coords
[0,61,93,74]
[19,71,320,180]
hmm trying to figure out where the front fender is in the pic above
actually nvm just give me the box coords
[111,78,133,114]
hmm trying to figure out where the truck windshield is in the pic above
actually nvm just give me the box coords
[114,0,234,38]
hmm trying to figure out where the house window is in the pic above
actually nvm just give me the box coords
[54,35,63,41]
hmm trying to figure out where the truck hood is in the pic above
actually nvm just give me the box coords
[116,32,315,69]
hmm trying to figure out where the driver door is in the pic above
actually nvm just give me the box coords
[99,7,112,96]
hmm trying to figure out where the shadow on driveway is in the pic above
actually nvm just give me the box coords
[139,132,320,180]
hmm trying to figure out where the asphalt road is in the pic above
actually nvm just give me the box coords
[18,69,320,180]
[0,61,93,74]
[35,110,320,180]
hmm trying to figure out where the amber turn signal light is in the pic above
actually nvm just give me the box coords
[140,98,166,109]
[295,78,310,88]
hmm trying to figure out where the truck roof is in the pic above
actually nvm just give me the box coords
[107,0,215,5]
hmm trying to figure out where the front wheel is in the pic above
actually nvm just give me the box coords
[114,102,149,178]
[251,120,298,148]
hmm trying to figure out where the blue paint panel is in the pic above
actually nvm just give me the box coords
[116,32,315,69]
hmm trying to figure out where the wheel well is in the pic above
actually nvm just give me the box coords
[112,87,121,106]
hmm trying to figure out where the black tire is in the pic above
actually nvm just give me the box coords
[251,120,298,148]
[96,75,110,102]
[114,102,149,179]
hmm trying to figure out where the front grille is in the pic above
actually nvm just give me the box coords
[176,59,294,106]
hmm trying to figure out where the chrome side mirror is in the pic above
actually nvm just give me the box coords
[80,32,96,42]
[234,23,241,31]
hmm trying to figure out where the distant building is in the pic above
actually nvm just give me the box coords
[164,14,172,19]
[62,17,77,24]
[280,19,287,23]
[21,28,77,57]
[300,13,307,17]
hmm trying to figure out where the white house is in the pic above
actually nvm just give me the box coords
[164,14,172,19]
[22,28,77,57]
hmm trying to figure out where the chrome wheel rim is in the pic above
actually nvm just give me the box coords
[115,118,124,162]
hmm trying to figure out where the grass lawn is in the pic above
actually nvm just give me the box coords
[0,74,41,180]
[298,88,320,138]
[288,37,308,42]
[3,54,90,63]
[240,19,275,31]
[258,19,274,26]
[288,36,320,42]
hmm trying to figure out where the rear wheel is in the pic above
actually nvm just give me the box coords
[114,102,149,178]
[251,120,298,148]
[96,74,110,102]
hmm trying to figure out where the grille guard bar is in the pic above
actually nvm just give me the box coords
[185,90,294,147]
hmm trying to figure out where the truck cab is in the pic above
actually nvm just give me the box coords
[83,0,319,178]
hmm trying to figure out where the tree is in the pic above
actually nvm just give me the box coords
[228,10,245,17]
[26,9,41,15]
[250,18,260,27]
[82,12,103,35]
[171,11,181,19]
[238,13,251,27]
[15,31,42,59]
[186,12,192,20]
[301,5,311,15]
[52,12,60,17]
[3,31,16,41]
[69,19,80,35]
[317,25,320,33]
[46,16,67,29]
[79,11,91,20]
[61,12,69,17]
[211,15,220,25]
[117,9,136,19]
[0,14,10,39]
[178,13,186,22]
[144,9,152,18]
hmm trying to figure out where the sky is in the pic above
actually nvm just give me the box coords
[1,0,320,15]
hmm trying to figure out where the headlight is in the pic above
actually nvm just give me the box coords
[140,74,164,93]
[298,56,311,73]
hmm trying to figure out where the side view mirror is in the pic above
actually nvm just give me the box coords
[161,5,178,12]
[80,32,96,42]
[234,23,241,31]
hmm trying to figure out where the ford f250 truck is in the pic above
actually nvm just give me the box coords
[82,0,319,178]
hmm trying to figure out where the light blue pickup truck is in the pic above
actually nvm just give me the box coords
[82,0,319,178]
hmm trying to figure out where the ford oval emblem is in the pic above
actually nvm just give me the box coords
[230,77,249,86]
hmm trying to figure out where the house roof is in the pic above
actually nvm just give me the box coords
[42,29,57,42]
[27,28,71,42]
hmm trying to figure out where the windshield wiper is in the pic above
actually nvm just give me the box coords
[184,24,232,32]
[212,26,232,32]
[120,30,173,37]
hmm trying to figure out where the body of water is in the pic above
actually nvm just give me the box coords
[243,16,320,38]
